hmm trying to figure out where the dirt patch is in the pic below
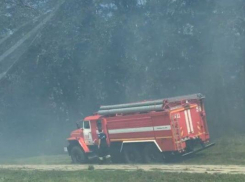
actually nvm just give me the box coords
[1,164,245,174]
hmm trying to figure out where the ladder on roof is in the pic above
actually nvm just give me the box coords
[171,116,182,151]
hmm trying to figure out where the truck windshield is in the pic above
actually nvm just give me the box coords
[83,121,90,129]
[76,120,84,129]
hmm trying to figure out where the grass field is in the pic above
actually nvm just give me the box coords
[0,155,71,165]
[1,135,245,165]
[0,136,245,182]
[0,169,245,182]
[182,135,245,165]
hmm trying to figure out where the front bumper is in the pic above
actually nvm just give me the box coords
[64,147,68,152]
[182,142,215,157]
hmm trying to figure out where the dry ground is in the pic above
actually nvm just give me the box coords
[1,164,245,174]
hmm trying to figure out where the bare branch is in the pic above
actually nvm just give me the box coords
[18,0,35,10]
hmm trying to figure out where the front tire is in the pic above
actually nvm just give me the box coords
[70,146,87,164]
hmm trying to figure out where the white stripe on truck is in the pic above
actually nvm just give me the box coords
[187,109,194,133]
[108,125,171,134]
[184,110,191,133]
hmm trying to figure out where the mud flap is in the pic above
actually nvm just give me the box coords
[78,138,90,153]
[182,143,215,157]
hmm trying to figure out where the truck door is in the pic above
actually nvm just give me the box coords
[83,120,93,145]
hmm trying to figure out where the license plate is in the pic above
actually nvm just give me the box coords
[64,147,68,152]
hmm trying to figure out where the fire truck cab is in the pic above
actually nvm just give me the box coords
[66,93,214,164]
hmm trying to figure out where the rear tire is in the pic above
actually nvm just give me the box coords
[109,143,124,163]
[143,143,164,163]
[70,146,87,164]
[123,145,143,164]
[111,152,123,164]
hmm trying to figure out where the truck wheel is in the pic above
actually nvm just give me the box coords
[70,146,86,164]
[109,144,124,163]
[123,145,143,164]
[143,143,164,163]
[111,152,123,164]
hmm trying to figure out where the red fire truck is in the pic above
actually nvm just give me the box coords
[66,93,214,163]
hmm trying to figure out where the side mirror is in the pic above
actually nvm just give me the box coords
[76,122,80,129]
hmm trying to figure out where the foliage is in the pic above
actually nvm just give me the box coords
[0,0,244,156]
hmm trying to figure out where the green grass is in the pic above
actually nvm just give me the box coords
[0,170,245,182]
[1,135,245,165]
[0,155,71,165]
[183,135,245,165]
[1,136,245,182]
